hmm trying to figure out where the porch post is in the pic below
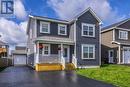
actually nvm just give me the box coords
[35,41,39,64]
[118,45,121,64]
[61,44,63,58]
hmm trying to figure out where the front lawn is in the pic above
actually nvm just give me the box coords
[77,64,130,87]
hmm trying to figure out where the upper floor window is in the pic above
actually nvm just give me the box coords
[82,44,95,59]
[119,30,128,40]
[82,23,95,37]
[58,24,67,35]
[40,21,50,33]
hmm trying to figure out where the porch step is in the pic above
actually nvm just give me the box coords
[35,63,63,71]
[65,63,76,70]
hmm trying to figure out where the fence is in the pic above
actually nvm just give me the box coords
[0,58,12,67]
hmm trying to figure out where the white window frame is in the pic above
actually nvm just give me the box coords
[58,24,67,35]
[42,44,50,56]
[81,44,95,59]
[81,23,95,37]
[119,30,128,40]
[40,21,50,33]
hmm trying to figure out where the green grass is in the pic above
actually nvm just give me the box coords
[0,67,6,72]
[77,64,130,87]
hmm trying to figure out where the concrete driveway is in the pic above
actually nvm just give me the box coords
[0,66,115,87]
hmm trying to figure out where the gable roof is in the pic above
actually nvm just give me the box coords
[27,7,102,34]
[102,18,130,33]
[70,7,102,24]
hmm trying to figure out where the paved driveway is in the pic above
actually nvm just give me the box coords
[0,66,115,87]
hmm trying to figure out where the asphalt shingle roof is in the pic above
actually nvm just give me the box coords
[102,18,130,30]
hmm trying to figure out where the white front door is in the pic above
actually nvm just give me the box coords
[108,50,114,63]
[63,46,70,63]
[123,47,130,64]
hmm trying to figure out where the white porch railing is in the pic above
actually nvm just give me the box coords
[39,54,61,64]
[35,54,65,70]
[72,54,77,68]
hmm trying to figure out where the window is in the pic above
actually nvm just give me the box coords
[119,30,128,40]
[82,23,95,37]
[58,24,67,35]
[42,44,50,56]
[82,44,95,59]
[40,22,50,33]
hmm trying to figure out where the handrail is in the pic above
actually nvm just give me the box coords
[72,54,77,68]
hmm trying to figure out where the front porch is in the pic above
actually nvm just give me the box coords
[34,40,77,71]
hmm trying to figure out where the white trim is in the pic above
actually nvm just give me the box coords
[101,27,130,33]
[99,25,101,66]
[29,15,69,24]
[78,65,100,68]
[72,20,77,59]
[119,30,128,40]
[116,27,130,31]
[113,29,115,41]
[71,7,102,24]
[81,44,95,59]
[34,19,37,38]
[81,23,95,37]
[42,44,50,56]
[58,24,67,35]
[118,45,121,64]
[40,21,50,33]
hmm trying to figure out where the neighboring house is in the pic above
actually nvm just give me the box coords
[12,46,27,65]
[0,40,9,58]
[27,7,102,71]
[101,18,130,64]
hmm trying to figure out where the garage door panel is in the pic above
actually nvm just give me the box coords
[14,55,27,65]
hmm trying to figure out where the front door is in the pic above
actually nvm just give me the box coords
[63,46,70,63]
[108,50,114,63]
[123,47,130,64]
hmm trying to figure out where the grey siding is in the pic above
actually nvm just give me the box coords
[76,11,100,66]
[118,20,130,29]
[37,20,69,38]
[27,18,35,66]
[115,29,130,42]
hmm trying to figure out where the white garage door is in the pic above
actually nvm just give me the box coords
[123,47,130,64]
[14,55,27,65]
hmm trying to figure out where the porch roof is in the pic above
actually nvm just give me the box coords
[112,40,130,45]
[34,36,74,44]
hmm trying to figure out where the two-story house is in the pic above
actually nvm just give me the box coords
[101,18,130,64]
[27,7,102,71]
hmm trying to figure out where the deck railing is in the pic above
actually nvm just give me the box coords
[38,54,61,64]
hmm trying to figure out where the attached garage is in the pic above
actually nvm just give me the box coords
[14,55,27,65]
[123,47,130,64]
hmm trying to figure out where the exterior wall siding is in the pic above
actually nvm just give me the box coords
[76,11,100,66]
[115,29,130,41]
[101,30,119,63]
[118,20,130,29]
[37,20,69,38]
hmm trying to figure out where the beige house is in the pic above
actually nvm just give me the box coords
[101,18,130,64]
